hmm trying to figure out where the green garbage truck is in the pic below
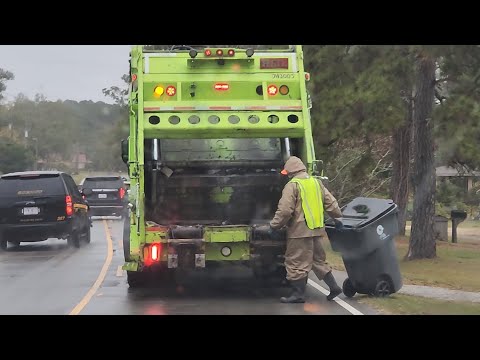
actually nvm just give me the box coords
[121,45,325,287]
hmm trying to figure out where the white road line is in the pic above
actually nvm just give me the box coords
[307,279,364,315]
[116,265,125,277]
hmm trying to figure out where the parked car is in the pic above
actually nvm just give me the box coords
[0,171,91,250]
[78,175,127,218]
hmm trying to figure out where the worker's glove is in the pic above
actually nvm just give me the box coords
[268,226,282,240]
[334,219,346,232]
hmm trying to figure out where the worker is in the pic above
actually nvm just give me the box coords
[269,156,345,303]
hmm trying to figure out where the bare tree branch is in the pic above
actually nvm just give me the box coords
[329,152,366,183]
[370,149,391,177]
[364,178,391,197]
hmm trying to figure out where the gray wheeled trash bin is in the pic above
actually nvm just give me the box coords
[325,197,403,298]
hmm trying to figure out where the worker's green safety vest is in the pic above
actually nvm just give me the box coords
[289,176,324,230]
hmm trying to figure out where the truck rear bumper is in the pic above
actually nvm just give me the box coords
[123,224,286,273]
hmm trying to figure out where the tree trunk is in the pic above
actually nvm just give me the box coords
[390,99,413,236]
[406,54,437,260]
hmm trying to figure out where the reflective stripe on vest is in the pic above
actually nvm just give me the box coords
[289,177,324,230]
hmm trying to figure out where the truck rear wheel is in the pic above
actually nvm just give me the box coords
[123,218,131,261]
[127,271,148,288]
[254,266,287,288]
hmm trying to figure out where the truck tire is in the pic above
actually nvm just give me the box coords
[123,218,131,261]
[127,271,148,288]
[254,266,287,288]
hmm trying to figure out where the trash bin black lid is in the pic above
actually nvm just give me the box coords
[339,197,397,229]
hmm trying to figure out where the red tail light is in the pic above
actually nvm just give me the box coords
[144,243,162,265]
[267,85,279,96]
[214,83,230,91]
[166,86,176,96]
[119,187,125,199]
[65,195,73,216]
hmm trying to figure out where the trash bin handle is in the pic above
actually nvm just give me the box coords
[342,214,369,220]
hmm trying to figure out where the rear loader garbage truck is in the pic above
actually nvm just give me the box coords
[121,45,325,288]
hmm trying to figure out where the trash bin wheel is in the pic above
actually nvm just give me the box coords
[342,278,356,298]
[374,280,391,297]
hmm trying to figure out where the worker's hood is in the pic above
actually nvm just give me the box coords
[281,156,307,177]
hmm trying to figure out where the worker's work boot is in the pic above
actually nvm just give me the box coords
[323,271,342,301]
[280,278,307,303]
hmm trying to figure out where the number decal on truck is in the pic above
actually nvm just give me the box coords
[272,73,295,79]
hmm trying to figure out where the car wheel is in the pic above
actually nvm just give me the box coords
[67,232,81,248]
[84,226,91,244]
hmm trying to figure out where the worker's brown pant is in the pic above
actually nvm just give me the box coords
[284,236,332,281]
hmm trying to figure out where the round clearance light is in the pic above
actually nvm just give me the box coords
[205,49,212,56]
[279,85,289,95]
[227,49,235,56]
[154,86,164,96]
[221,246,232,257]
[216,49,224,56]
[166,86,176,96]
[267,85,278,96]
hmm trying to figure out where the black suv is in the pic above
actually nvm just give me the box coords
[0,171,91,250]
[79,176,127,218]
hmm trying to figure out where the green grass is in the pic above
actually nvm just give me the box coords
[407,219,480,227]
[461,220,480,228]
[357,294,480,315]
[323,235,480,292]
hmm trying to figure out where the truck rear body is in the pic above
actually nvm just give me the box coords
[122,45,320,285]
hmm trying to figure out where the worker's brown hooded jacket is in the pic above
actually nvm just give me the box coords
[270,156,342,238]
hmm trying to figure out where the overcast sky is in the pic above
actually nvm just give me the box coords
[0,45,132,104]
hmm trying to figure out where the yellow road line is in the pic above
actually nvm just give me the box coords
[69,220,113,315]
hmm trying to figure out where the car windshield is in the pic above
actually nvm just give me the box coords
[81,177,124,189]
[0,174,64,197]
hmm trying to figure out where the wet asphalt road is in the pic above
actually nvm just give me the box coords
[0,219,376,315]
